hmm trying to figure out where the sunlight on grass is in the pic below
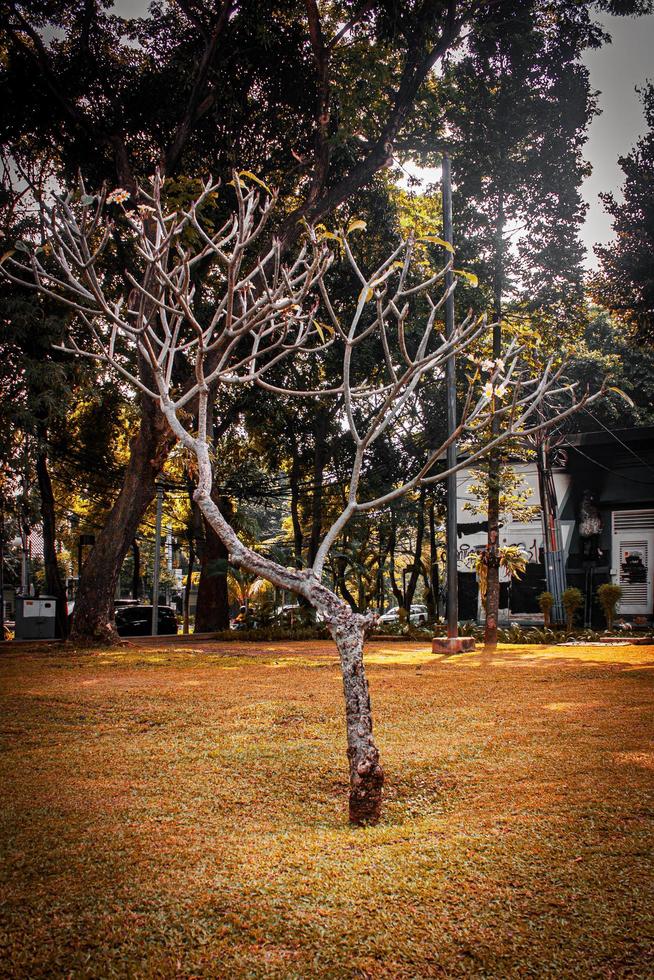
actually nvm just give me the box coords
[1,640,653,977]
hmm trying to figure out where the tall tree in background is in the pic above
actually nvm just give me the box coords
[441,0,598,647]
[591,83,654,344]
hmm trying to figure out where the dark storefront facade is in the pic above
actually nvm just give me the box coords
[456,427,654,626]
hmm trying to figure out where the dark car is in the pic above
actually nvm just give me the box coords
[114,604,179,637]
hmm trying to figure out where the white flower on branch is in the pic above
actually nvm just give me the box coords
[106,188,130,205]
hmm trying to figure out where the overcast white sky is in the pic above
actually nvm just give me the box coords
[580,12,653,266]
[111,2,653,268]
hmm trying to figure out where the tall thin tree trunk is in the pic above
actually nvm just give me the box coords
[183,537,195,634]
[388,519,405,609]
[35,449,69,639]
[289,431,304,569]
[334,554,358,611]
[484,188,505,650]
[404,488,426,610]
[307,407,330,566]
[131,539,141,600]
[427,497,441,623]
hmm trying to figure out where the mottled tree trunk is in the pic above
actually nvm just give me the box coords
[326,608,384,825]
[191,477,385,824]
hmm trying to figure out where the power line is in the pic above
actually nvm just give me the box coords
[580,408,654,478]
[562,440,654,487]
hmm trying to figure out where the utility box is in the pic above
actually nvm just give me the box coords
[15,596,57,640]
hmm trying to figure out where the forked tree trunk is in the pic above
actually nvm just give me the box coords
[192,484,384,824]
[328,610,384,825]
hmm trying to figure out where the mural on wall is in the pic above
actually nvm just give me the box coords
[578,489,603,561]
[621,549,647,583]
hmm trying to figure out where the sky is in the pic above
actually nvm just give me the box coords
[111,2,654,268]
[580,12,653,266]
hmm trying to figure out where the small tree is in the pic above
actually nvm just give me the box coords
[597,583,622,632]
[562,586,584,632]
[537,591,554,628]
[3,175,599,825]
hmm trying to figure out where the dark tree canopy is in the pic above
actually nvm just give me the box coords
[591,83,654,343]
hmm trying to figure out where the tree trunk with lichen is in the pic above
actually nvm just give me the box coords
[330,614,384,825]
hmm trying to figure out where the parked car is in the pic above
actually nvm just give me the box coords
[114,604,179,637]
[67,597,140,619]
[377,603,429,626]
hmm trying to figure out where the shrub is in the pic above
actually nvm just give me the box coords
[596,583,622,631]
[562,587,584,631]
[537,591,555,627]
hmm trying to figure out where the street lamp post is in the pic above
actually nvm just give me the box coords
[434,153,475,654]
[443,153,458,639]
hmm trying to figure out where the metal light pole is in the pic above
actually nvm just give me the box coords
[151,484,164,636]
[442,153,459,640]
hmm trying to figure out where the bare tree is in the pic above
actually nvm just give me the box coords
[2,175,600,824]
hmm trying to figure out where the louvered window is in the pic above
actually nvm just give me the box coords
[613,510,654,532]
[612,511,653,614]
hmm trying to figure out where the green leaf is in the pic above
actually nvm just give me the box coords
[14,240,30,253]
[80,194,96,206]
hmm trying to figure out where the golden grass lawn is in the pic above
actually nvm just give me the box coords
[1,639,653,979]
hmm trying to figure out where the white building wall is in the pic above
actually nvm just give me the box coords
[454,462,573,570]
